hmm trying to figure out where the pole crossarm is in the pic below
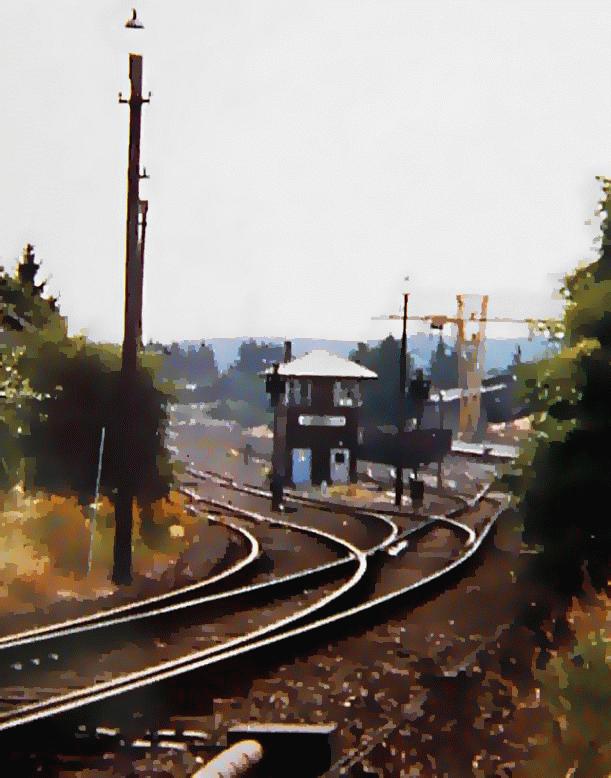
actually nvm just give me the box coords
[118,91,152,105]
[375,298,561,441]
[373,314,558,327]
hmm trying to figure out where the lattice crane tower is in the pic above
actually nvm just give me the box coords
[455,293,488,440]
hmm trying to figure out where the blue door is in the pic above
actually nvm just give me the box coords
[292,448,312,484]
[330,448,350,484]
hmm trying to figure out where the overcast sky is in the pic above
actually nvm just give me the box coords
[1,1,609,343]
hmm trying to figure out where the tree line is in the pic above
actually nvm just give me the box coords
[0,245,172,511]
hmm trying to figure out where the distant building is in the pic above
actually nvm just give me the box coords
[263,347,377,486]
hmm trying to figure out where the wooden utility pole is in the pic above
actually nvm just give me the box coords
[113,53,150,585]
[394,293,409,507]
[437,389,444,490]
[135,199,148,345]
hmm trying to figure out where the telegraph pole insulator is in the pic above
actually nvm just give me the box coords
[112,53,149,585]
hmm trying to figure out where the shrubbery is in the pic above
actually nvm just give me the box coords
[527,593,610,776]
[0,245,173,508]
[504,180,610,602]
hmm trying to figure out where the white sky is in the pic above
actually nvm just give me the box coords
[1,1,609,343]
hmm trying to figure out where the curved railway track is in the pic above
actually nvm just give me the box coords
[0,458,401,651]
[0,470,396,652]
[187,464,469,529]
[0,513,261,650]
[355,466,472,515]
[0,471,503,735]
[185,466,400,553]
[0,484,381,730]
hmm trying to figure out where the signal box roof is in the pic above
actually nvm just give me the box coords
[262,349,377,379]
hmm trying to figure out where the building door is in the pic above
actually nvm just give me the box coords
[292,448,312,484]
[330,448,350,484]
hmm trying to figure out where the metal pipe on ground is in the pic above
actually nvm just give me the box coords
[226,723,336,776]
[192,739,263,777]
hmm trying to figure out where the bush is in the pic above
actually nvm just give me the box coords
[525,594,610,777]
[19,340,173,506]
[504,178,611,600]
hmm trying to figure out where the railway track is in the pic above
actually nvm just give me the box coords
[0,459,400,653]
[0,469,502,743]
[187,463,470,525]
[356,466,471,514]
[0,512,260,650]
[185,466,400,552]
[0,481,380,731]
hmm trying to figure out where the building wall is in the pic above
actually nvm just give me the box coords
[284,378,360,484]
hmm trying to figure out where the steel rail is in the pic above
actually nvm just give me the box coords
[355,468,471,515]
[0,514,260,649]
[186,467,400,551]
[0,469,401,651]
[0,497,369,731]
[188,463,483,545]
[0,503,348,651]
[0,490,501,733]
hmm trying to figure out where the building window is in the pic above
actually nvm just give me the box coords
[286,379,312,407]
[333,380,361,407]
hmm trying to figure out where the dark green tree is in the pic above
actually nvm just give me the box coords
[149,340,219,390]
[0,244,172,506]
[0,245,67,487]
[188,341,218,384]
[205,340,280,427]
[349,336,412,427]
[429,334,459,389]
[0,244,66,335]
[235,340,283,373]
[506,177,611,600]
[20,341,172,507]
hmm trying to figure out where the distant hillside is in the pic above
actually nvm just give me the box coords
[178,338,358,372]
[178,335,553,374]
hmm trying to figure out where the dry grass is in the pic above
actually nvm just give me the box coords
[0,485,198,619]
[327,483,376,501]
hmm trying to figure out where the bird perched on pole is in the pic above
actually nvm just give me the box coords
[125,8,144,29]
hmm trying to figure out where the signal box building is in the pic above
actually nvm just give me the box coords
[264,349,377,486]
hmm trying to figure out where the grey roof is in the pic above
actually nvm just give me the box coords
[263,349,377,379]
[451,440,519,459]
[428,382,508,403]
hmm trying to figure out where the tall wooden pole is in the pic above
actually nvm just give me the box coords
[394,292,409,508]
[113,54,149,585]
[135,199,148,345]
[437,389,444,491]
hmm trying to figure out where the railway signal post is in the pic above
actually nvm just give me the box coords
[394,292,409,507]
[112,53,150,585]
[407,368,431,509]
[266,363,287,510]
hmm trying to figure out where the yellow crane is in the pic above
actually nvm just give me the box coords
[374,296,557,440]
